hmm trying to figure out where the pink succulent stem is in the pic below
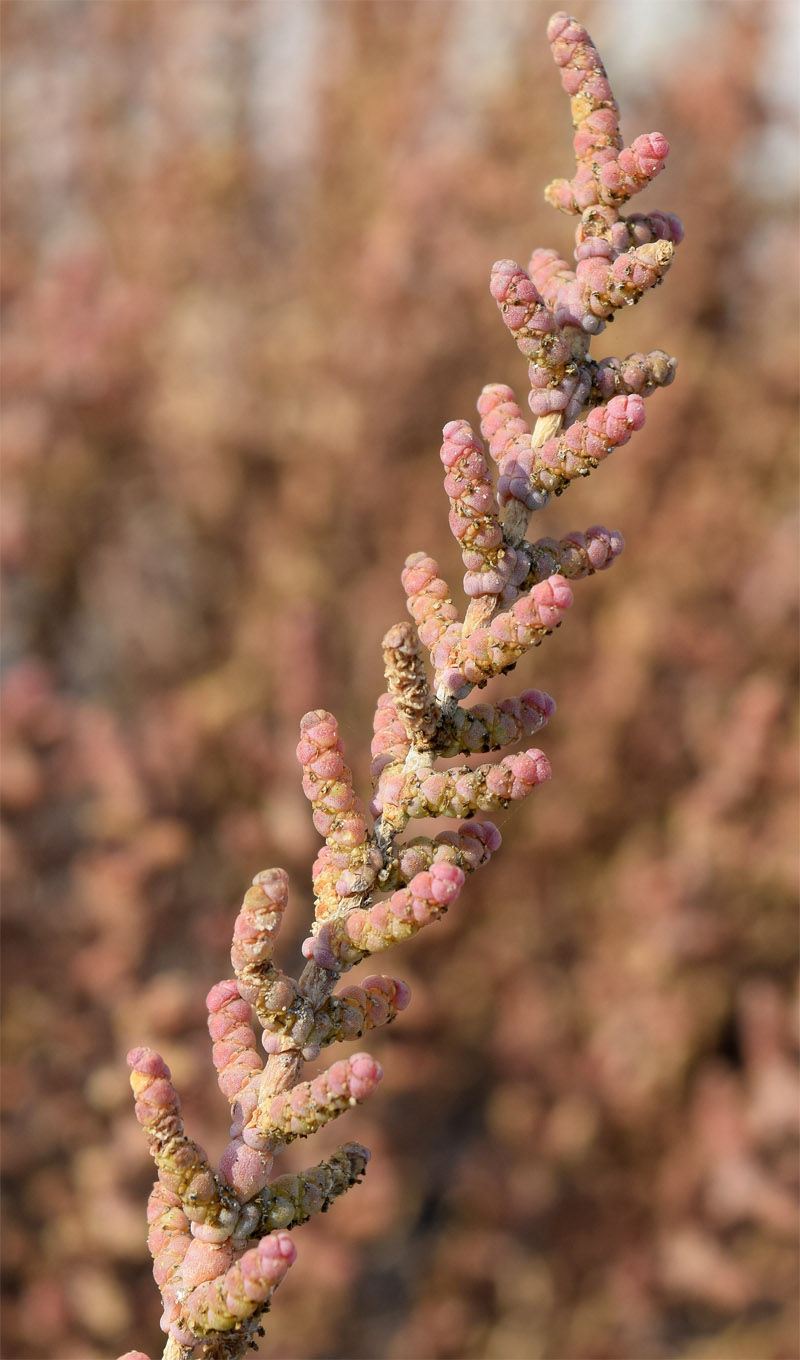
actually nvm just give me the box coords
[303,861,467,970]
[518,525,625,590]
[297,711,382,919]
[246,1053,383,1148]
[440,418,517,598]
[182,1231,296,1338]
[123,14,682,1359]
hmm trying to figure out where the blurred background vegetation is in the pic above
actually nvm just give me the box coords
[1,3,797,1358]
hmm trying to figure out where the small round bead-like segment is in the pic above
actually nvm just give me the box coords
[478,382,532,457]
[490,259,557,358]
[546,134,670,216]
[400,552,467,695]
[254,1143,371,1234]
[181,1230,297,1338]
[347,863,466,957]
[579,205,684,262]
[371,687,432,841]
[528,247,575,310]
[205,982,276,1200]
[458,575,573,687]
[246,1053,383,1149]
[440,419,515,598]
[528,244,611,353]
[612,210,684,252]
[230,869,288,977]
[217,1136,275,1203]
[538,240,675,335]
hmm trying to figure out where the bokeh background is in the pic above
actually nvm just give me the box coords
[2,2,798,1358]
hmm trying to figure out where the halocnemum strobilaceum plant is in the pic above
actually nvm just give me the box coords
[120,13,683,1359]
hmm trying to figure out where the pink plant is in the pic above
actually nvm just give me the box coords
[122,13,682,1358]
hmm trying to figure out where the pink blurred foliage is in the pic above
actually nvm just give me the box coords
[1,2,797,1358]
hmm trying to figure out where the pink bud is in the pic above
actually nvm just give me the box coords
[347,1051,383,1100]
[127,1047,168,1078]
[428,861,465,903]
[206,979,243,1014]
[479,821,503,853]
[521,689,556,720]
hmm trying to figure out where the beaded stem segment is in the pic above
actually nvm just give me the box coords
[229,870,298,1032]
[575,239,675,322]
[449,575,573,691]
[310,975,411,1047]
[500,394,645,502]
[297,711,382,920]
[375,747,551,822]
[245,1053,383,1149]
[547,9,622,164]
[182,1231,296,1338]
[382,622,443,751]
[440,419,518,599]
[591,350,677,401]
[371,690,412,784]
[545,11,669,215]
[401,551,460,655]
[400,551,465,694]
[490,259,585,419]
[127,1048,244,1238]
[372,689,550,809]
[303,862,467,971]
[442,690,555,755]
[297,710,370,850]
[546,133,671,215]
[478,382,552,529]
[207,981,263,1107]
[517,526,624,592]
[379,821,502,891]
[146,1184,191,1341]
[529,245,576,312]
[254,1143,371,1234]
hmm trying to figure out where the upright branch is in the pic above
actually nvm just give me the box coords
[120,13,682,1359]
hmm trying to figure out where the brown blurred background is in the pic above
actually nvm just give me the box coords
[1,3,798,1358]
